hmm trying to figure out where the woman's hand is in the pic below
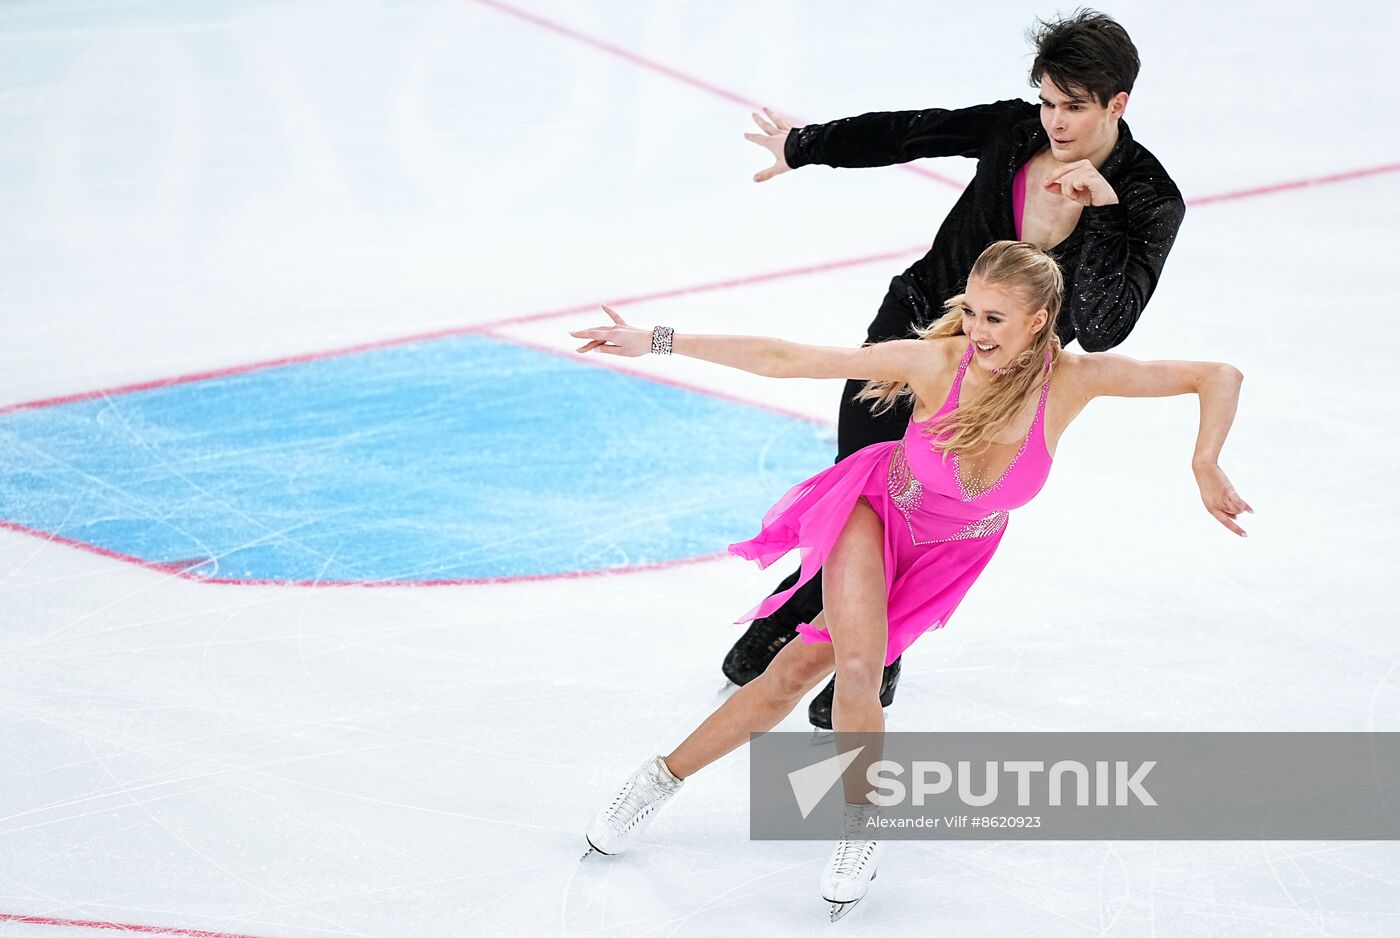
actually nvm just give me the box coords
[1194,463,1253,537]
[570,306,651,357]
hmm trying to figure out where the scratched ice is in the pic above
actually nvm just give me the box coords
[1,1,1398,937]
[0,335,832,583]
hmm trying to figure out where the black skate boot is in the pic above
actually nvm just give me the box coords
[722,616,798,686]
[721,566,818,685]
[807,657,902,730]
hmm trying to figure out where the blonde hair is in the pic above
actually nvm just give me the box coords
[857,240,1065,456]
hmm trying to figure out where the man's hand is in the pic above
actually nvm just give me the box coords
[744,107,794,183]
[1044,159,1119,207]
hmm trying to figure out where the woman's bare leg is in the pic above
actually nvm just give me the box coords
[822,498,890,803]
[664,626,835,779]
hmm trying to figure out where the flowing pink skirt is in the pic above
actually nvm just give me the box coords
[728,440,1007,666]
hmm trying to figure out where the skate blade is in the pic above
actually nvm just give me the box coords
[828,898,862,922]
[580,836,611,861]
[809,709,891,741]
[825,869,876,921]
[715,680,741,701]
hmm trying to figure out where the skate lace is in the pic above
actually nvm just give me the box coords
[831,837,877,877]
[734,616,797,658]
[605,775,668,833]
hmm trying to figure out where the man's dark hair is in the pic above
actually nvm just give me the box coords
[1028,9,1140,107]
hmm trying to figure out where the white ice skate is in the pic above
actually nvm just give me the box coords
[582,755,684,859]
[820,802,883,922]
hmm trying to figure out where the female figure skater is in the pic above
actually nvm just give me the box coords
[571,241,1249,919]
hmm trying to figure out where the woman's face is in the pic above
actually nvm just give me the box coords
[962,276,1048,373]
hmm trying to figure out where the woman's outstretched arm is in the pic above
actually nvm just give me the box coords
[1076,352,1252,536]
[570,305,935,383]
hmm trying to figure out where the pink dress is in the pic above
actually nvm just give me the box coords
[728,342,1054,665]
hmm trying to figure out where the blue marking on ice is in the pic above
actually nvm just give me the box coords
[0,335,835,582]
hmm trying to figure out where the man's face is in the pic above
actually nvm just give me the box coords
[1037,78,1126,164]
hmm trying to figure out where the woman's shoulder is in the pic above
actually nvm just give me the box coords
[926,335,971,364]
[905,336,969,416]
[1053,348,1088,371]
[1054,348,1107,374]
[881,335,966,371]
[1048,349,1101,403]
[1055,348,1139,379]
[918,336,970,383]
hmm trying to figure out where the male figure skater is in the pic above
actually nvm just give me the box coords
[728,10,1186,727]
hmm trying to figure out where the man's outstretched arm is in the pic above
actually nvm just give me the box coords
[745,100,1026,182]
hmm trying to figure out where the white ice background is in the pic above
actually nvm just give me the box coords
[2,1,1400,935]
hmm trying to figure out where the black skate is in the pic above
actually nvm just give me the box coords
[807,658,901,730]
[721,567,804,685]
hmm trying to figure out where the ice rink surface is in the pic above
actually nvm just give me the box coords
[2,0,1399,935]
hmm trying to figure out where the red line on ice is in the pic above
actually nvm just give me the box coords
[1185,161,1400,206]
[480,326,833,429]
[0,519,731,588]
[468,0,1399,207]
[0,520,200,574]
[466,0,964,188]
[0,246,917,417]
[0,912,270,938]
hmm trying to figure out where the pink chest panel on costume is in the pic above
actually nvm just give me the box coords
[1013,160,1028,240]
[885,343,1054,544]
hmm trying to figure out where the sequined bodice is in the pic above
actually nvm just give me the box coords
[885,343,1053,545]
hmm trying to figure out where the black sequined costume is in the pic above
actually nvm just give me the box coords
[785,98,1186,457]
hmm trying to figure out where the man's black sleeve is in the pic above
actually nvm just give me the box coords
[784,100,1026,169]
[1065,180,1186,352]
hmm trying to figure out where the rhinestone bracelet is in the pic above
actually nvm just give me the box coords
[651,325,675,356]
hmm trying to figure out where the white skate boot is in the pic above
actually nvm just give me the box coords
[582,755,684,858]
[820,802,883,921]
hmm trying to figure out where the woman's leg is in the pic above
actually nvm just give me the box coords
[821,497,890,803]
[665,627,835,779]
